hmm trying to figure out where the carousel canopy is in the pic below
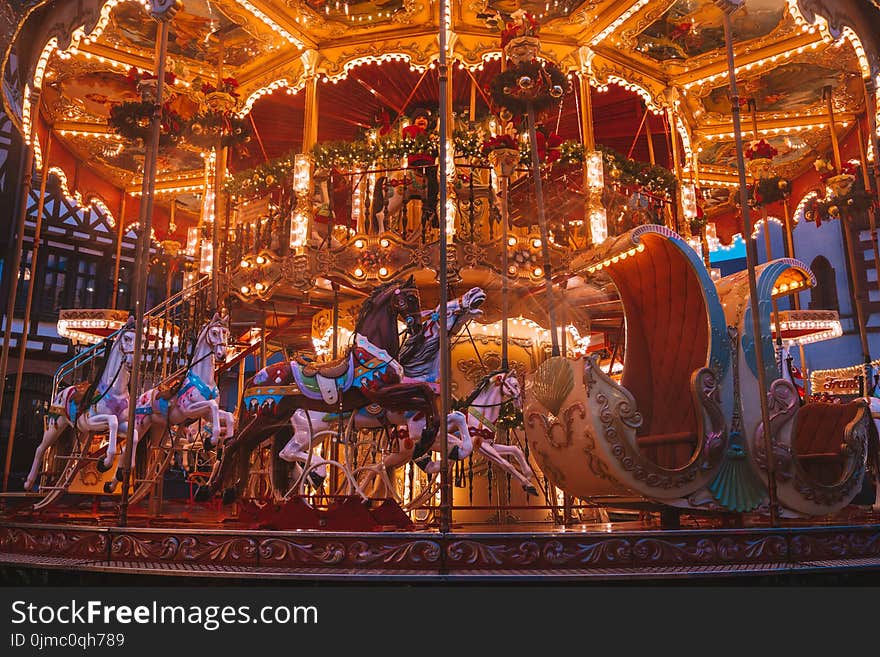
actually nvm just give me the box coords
[3,0,877,241]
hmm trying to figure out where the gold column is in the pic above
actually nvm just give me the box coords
[826,85,872,372]
[664,88,685,235]
[715,0,779,525]
[0,87,39,490]
[111,193,127,309]
[4,129,53,492]
[119,0,179,527]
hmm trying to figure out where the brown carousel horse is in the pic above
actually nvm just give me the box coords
[204,275,437,503]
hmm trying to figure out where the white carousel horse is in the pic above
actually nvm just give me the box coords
[24,320,136,490]
[105,313,233,492]
[371,170,432,235]
[278,287,487,493]
[372,370,538,496]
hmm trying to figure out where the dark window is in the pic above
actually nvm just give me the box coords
[73,258,97,308]
[809,256,839,311]
[13,249,31,313]
[42,252,68,314]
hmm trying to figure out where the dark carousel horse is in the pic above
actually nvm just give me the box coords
[203,275,439,503]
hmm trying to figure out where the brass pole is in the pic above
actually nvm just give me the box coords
[666,101,685,234]
[527,105,560,357]
[749,99,783,365]
[717,1,779,524]
[826,86,872,372]
[2,129,51,492]
[501,173,510,370]
[578,64,596,245]
[212,145,228,309]
[438,0,452,535]
[119,5,175,526]
[0,88,38,490]
[645,108,656,166]
[111,193,127,309]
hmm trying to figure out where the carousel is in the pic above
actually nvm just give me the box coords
[1,0,880,581]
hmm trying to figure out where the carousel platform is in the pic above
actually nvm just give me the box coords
[2,497,879,582]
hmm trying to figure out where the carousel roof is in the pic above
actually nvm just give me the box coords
[3,0,877,239]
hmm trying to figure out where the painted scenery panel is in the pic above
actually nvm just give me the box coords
[701,62,858,115]
[635,0,786,62]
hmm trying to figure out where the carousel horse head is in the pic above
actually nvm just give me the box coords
[117,316,137,371]
[358,275,423,335]
[201,312,230,363]
[460,287,486,317]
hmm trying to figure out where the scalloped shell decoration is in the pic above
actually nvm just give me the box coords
[530,356,573,416]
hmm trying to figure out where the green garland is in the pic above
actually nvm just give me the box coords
[558,142,677,199]
[227,134,677,200]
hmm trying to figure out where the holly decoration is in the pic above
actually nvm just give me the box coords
[745,139,778,160]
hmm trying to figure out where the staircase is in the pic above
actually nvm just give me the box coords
[34,276,214,509]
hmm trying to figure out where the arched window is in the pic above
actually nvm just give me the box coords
[809,256,839,311]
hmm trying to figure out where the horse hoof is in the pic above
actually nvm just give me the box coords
[523,485,539,497]
[95,457,112,473]
[308,471,326,489]
[103,482,118,495]
[221,488,238,506]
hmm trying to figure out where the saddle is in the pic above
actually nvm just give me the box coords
[292,350,355,406]
[156,371,187,401]
[68,382,93,407]
[296,350,352,379]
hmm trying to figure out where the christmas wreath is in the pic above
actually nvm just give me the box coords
[489,58,569,117]
[108,100,184,148]
[748,176,790,208]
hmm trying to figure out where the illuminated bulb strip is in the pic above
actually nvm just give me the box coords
[606,76,662,113]
[322,54,425,84]
[701,121,841,141]
[676,115,693,162]
[586,243,645,274]
[48,166,119,228]
[123,221,158,241]
[58,128,122,138]
[235,0,303,47]
[589,0,650,46]
[238,79,299,117]
[794,191,819,220]
[751,216,784,239]
[128,182,204,196]
[771,279,806,296]
[786,0,835,42]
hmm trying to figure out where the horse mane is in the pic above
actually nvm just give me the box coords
[354,278,411,335]
[454,369,507,411]
[73,334,116,424]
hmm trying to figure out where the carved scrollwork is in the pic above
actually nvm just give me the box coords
[177,536,258,563]
[753,378,799,481]
[258,538,347,564]
[349,540,441,565]
[527,403,585,450]
[281,253,315,291]
[692,367,727,471]
[446,541,541,566]
[0,527,107,557]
